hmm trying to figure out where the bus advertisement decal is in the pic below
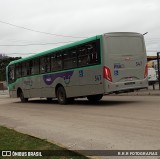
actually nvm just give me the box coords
[43,71,74,85]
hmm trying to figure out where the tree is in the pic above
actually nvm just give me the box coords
[0,57,21,81]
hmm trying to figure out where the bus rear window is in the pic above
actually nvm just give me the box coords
[106,36,144,55]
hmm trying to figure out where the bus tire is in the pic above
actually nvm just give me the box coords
[19,91,28,103]
[87,94,103,102]
[57,86,67,104]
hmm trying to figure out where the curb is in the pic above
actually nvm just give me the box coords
[115,90,160,96]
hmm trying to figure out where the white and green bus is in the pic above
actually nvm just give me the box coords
[6,32,148,104]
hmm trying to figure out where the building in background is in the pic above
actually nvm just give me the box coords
[0,81,7,90]
[147,56,160,80]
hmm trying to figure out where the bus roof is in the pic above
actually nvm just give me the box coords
[9,35,102,65]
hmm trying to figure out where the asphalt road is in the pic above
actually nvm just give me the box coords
[0,95,160,157]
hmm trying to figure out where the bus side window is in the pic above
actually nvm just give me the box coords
[33,58,39,74]
[8,65,15,83]
[78,41,99,67]
[40,57,45,74]
[63,50,69,69]
[56,53,62,70]
[63,48,77,69]
[51,52,62,71]
[86,42,98,64]
[45,56,51,73]
[26,60,33,75]
[78,46,88,67]
[15,63,22,78]
[51,53,56,71]
[71,48,77,68]
[26,62,29,75]
[22,62,27,77]
[29,60,34,75]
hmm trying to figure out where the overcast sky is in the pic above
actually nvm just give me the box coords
[0,0,160,57]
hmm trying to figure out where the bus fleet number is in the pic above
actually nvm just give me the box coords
[95,75,101,81]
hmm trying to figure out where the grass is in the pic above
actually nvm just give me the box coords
[0,126,88,159]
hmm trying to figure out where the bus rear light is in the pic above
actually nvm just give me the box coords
[144,64,148,78]
[103,66,112,82]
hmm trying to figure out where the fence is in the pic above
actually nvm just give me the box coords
[0,81,7,91]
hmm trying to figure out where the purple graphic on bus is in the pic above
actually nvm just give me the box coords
[43,71,74,85]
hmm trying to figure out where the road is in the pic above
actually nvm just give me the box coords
[0,95,160,157]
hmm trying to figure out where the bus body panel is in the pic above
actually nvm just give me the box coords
[8,66,104,99]
[6,32,148,101]
[64,66,104,97]
[102,32,148,94]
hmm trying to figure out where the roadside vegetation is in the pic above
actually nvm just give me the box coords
[0,126,88,159]
[0,56,21,81]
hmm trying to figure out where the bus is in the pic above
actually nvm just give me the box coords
[6,32,148,104]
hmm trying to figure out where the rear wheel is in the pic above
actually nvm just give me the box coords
[19,91,28,103]
[87,94,103,103]
[57,86,68,104]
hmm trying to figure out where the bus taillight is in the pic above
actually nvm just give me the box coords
[144,64,148,78]
[103,66,112,82]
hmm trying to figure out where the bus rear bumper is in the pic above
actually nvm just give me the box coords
[108,87,148,95]
[104,79,148,95]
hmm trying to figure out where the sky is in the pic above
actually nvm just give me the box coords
[0,0,160,57]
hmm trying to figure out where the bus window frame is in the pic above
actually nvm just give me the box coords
[8,39,101,81]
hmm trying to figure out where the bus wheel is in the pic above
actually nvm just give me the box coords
[87,94,103,103]
[20,91,28,103]
[57,86,67,104]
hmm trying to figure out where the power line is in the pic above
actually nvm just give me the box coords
[5,53,35,56]
[3,52,37,55]
[0,41,75,46]
[0,20,87,39]
[4,53,36,57]
[0,36,159,46]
